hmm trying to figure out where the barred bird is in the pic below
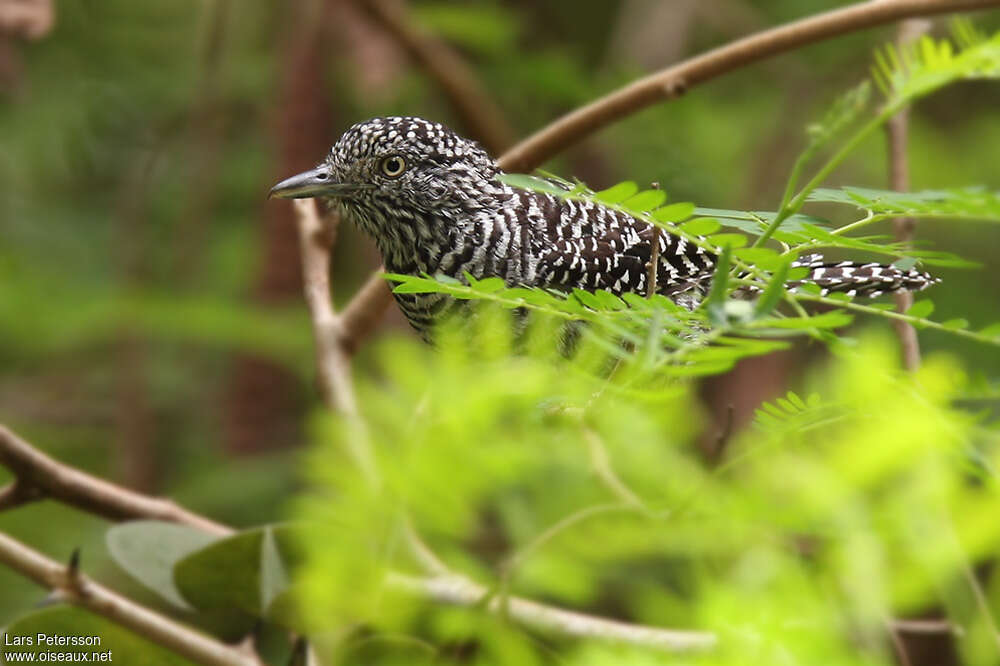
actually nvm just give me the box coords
[270,116,937,335]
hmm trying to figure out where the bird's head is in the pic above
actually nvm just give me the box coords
[270,117,500,247]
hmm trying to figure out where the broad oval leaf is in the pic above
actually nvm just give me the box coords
[593,181,638,204]
[707,233,748,249]
[174,525,305,630]
[622,189,667,213]
[979,322,1000,338]
[652,202,696,223]
[905,299,935,318]
[497,173,568,195]
[787,267,811,281]
[106,521,221,611]
[734,247,783,271]
[680,218,721,236]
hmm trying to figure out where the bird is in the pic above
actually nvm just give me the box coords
[270,116,937,336]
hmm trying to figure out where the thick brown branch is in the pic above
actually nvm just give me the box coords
[358,0,516,155]
[0,425,232,537]
[0,530,260,666]
[499,0,1000,173]
[387,573,717,652]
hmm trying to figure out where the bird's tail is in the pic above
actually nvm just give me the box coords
[788,253,939,297]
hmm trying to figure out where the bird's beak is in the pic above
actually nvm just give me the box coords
[268,167,359,199]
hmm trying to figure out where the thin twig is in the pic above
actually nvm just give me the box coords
[292,199,379,487]
[335,0,999,346]
[0,530,261,666]
[0,425,232,536]
[337,267,394,355]
[582,428,648,509]
[358,0,516,155]
[886,17,931,371]
[386,573,717,652]
[293,199,358,417]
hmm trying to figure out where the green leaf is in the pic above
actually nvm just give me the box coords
[174,525,305,630]
[941,318,970,330]
[572,289,601,310]
[704,244,732,326]
[707,233,748,249]
[906,299,935,318]
[979,322,1000,337]
[106,521,221,611]
[794,281,823,295]
[498,173,568,195]
[761,311,853,329]
[389,276,442,294]
[734,247,783,271]
[652,202,695,223]
[809,186,1000,223]
[754,258,792,318]
[787,391,807,410]
[593,181,638,204]
[3,606,193,665]
[623,189,667,212]
[472,277,506,294]
[680,218,721,235]
[592,289,626,311]
[695,208,829,236]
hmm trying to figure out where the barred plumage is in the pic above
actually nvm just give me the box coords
[271,116,938,334]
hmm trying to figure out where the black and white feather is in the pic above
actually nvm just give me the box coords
[280,116,938,334]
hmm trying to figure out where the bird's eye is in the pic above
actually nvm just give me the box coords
[380,155,406,178]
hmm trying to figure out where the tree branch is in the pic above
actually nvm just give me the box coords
[292,200,380,487]
[0,530,261,666]
[499,0,1000,173]
[0,425,232,537]
[294,199,359,417]
[334,0,999,346]
[386,573,717,652]
[337,267,394,355]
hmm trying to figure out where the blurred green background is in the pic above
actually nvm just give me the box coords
[1,0,999,634]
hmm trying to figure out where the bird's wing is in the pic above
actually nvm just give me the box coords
[530,194,715,297]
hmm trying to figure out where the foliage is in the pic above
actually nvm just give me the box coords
[290,318,1000,665]
[4,6,1000,666]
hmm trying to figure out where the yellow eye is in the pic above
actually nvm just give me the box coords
[380,155,406,177]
